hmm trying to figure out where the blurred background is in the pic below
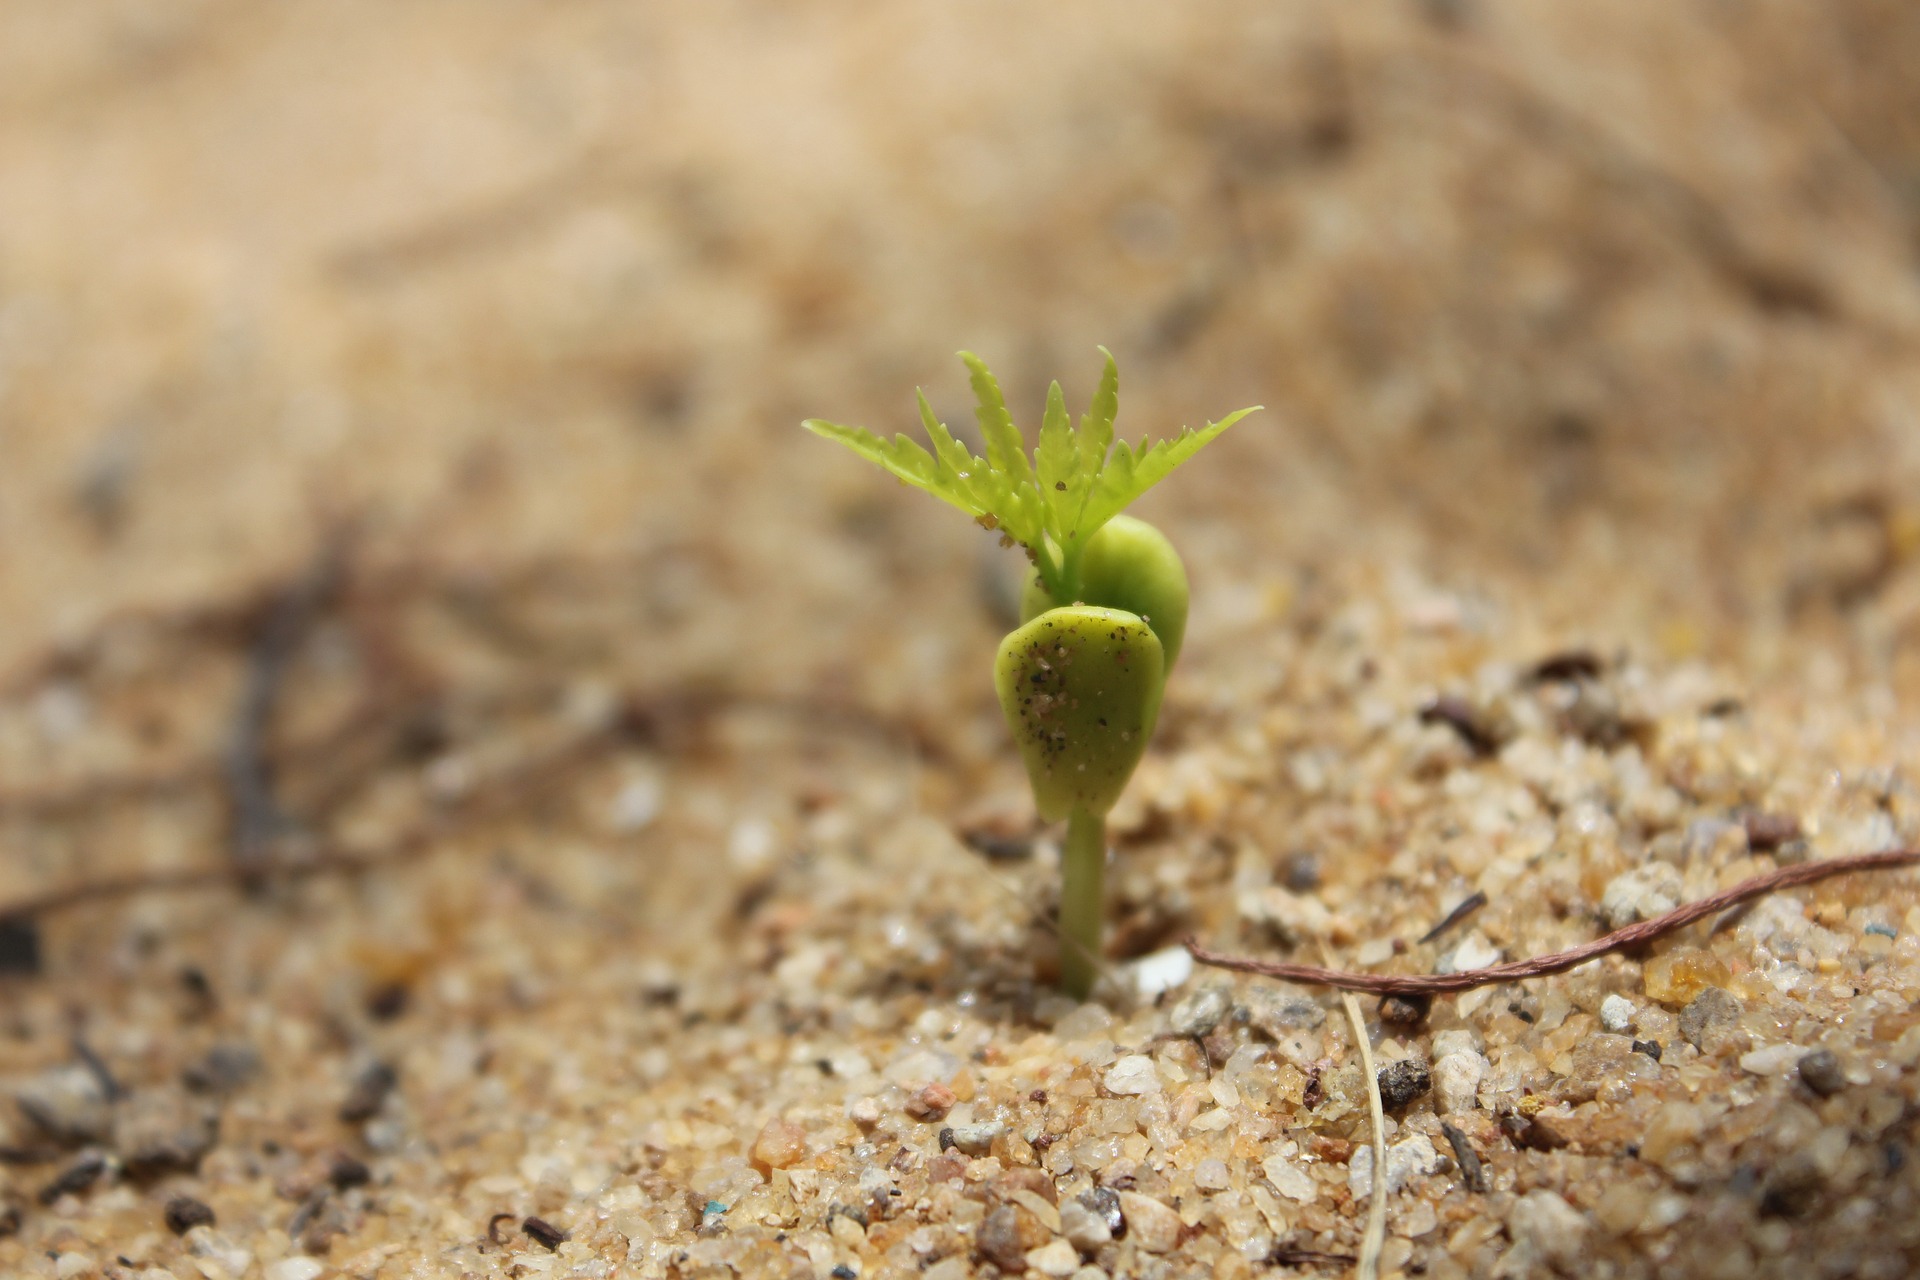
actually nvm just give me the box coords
[3,0,1919,694]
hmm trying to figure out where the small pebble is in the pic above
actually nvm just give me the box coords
[1241,987,1326,1035]
[1259,1155,1317,1203]
[1347,1134,1441,1197]
[165,1195,216,1235]
[1797,1048,1847,1097]
[1167,984,1231,1037]
[114,1090,220,1177]
[182,1044,261,1097]
[15,1065,113,1145]
[905,1082,956,1121]
[1378,993,1430,1027]
[977,1203,1050,1271]
[847,1097,881,1127]
[1678,986,1745,1055]
[1026,1239,1081,1277]
[1376,1057,1432,1110]
[1508,1189,1589,1269]
[1599,994,1635,1034]
[339,1060,397,1123]
[265,1259,326,1280]
[944,1121,1004,1155]
[1059,1197,1112,1251]
[1281,850,1321,891]
[1600,864,1683,929]
[1738,1043,1806,1077]
[1436,933,1501,974]
[1127,946,1192,997]
[1742,811,1802,852]
[750,1116,808,1170]
[54,1253,94,1280]
[327,1152,372,1189]
[1116,1191,1183,1253]
[1102,1055,1161,1096]
[1432,1050,1487,1114]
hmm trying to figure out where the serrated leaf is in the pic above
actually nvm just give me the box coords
[802,418,982,520]
[959,351,1034,488]
[1072,407,1258,541]
[1036,380,1078,532]
[1077,346,1119,473]
[806,353,1257,601]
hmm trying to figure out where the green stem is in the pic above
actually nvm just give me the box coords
[1060,807,1106,999]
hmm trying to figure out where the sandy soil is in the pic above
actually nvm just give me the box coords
[2,3,1919,1277]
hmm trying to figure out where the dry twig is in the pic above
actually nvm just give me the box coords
[1187,849,1920,994]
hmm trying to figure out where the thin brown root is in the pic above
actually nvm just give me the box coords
[1187,849,1920,994]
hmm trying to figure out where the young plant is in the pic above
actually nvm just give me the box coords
[805,350,1256,997]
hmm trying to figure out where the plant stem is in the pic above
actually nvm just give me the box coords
[1060,806,1106,998]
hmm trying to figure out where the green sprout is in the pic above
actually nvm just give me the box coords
[805,350,1257,997]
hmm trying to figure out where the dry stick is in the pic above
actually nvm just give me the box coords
[1187,849,1920,994]
[1324,943,1386,1280]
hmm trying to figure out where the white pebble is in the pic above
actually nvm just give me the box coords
[1599,994,1635,1034]
[1436,932,1501,974]
[1103,1055,1162,1095]
[267,1261,327,1280]
[1600,864,1682,929]
[610,773,664,832]
[54,1255,95,1280]
[1432,1050,1488,1114]
[1127,946,1193,997]
[1026,1239,1081,1277]
[1507,1190,1589,1269]
[1738,1043,1806,1076]
[1260,1154,1318,1202]
[1347,1134,1441,1198]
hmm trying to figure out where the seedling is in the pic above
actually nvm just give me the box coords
[805,350,1256,996]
